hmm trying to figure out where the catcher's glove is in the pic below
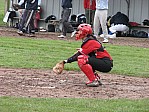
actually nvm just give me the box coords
[53,60,66,74]
[12,4,21,11]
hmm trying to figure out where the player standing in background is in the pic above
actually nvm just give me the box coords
[93,0,109,43]
[58,0,76,38]
[84,0,96,26]
[17,0,38,37]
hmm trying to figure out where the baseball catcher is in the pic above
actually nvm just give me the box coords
[53,23,113,87]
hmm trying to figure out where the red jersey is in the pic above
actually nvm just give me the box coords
[84,0,96,10]
[80,39,112,60]
[66,36,112,63]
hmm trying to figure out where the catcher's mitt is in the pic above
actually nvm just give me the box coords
[12,4,21,11]
[53,61,65,74]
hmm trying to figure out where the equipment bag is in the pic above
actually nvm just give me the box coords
[131,30,148,38]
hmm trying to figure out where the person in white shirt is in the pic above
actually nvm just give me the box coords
[93,0,109,43]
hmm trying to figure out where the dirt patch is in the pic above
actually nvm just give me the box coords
[1,27,149,48]
[0,68,149,99]
[0,27,149,99]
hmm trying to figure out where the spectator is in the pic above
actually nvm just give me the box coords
[84,0,96,25]
[34,0,42,32]
[93,0,109,43]
[18,0,25,18]
[17,0,39,37]
[58,0,75,38]
[108,12,129,37]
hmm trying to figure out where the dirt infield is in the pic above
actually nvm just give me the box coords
[0,27,149,99]
[0,68,149,99]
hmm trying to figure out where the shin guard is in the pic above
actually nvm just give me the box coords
[77,55,96,81]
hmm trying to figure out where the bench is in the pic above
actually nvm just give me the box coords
[37,19,61,32]
[48,20,61,32]
[128,25,149,37]
[10,17,61,32]
[8,16,20,27]
[40,19,61,32]
[130,25,149,28]
[129,25,149,33]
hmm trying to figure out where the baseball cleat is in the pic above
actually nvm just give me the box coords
[94,72,102,85]
[86,80,100,87]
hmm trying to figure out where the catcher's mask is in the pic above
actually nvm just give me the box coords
[75,23,92,40]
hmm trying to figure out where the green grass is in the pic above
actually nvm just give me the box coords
[0,36,149,77]
[0,0,5,25]
[104,44,149,77]
[0,96,149,112]
[0,36,80,70]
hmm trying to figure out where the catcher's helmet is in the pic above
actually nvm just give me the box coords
[75,23,92,40]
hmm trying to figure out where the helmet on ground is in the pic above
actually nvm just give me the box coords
[77,14,86,24]
[75,23,92,40]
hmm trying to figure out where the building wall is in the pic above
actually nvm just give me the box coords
[38,0,84,28]
[108,0,149,32]
[40,0,84,19]
[12,0,149,32]
[39,0,149,24]
[109,0,149,24]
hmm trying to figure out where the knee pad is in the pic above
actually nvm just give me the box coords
[77,55,88,66]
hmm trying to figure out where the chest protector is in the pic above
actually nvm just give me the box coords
[81,35,104,56]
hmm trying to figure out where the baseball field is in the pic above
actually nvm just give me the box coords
[0,1,149,112]
[0,27,149,112]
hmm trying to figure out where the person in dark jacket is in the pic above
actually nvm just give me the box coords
[63,23,113,87]
[18,0,26,17]
[17,0,26,29]
[17,0,38,37]
[58,0,75,38]
[108,12,129,38]
[34,0,41,32]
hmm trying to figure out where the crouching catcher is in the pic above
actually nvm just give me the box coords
[54,23,113,87]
